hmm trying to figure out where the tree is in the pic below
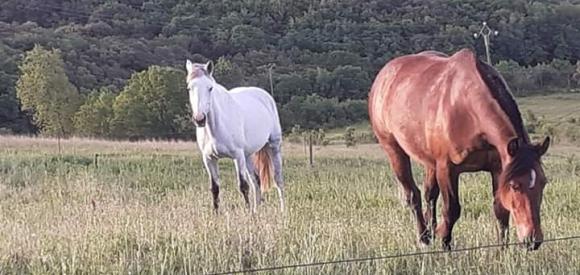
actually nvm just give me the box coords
[230,24,266,53]
[16,45,80,137]
[213,56,244,89]
[73,88,115,137]
[111,66,191,139]
[0,94,35,134]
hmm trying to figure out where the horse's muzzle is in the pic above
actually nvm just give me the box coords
[522,236,542,251]
[193,114,206,127]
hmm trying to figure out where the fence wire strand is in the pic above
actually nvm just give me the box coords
[206,235,580,275]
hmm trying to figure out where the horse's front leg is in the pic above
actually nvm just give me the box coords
[234,153,261,213]
[203,157,220,213]
[435,163,461,250]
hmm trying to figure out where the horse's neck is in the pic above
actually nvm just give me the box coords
[205,85,240,137]
[479,113,519,169]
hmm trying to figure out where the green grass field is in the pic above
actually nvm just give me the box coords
[0,133,579,274]
[517,93,580,122]
[0,94,579,274]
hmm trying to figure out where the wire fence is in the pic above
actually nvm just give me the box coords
[206,235,580,275]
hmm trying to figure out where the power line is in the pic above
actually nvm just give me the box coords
[206,235,580,275]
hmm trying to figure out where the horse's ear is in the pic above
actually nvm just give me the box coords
[186,59,194,73]
[205,61,214,76]
[507,137,522,157]
[535,136,550,156]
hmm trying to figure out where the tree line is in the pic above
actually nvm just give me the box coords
[1,0,579,139]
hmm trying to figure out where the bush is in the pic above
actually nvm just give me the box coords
[280,94,368,131]
[496,59,577,96]
[285,124,302,143]
[523,110,540,134]
[110,66,192,140]
[309,128,328,146]
[73,88,115,137]
[345,127,356,147]
[355,131,378,144]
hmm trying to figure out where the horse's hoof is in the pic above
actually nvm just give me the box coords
[441,241,451,251]
[419,230,432,246]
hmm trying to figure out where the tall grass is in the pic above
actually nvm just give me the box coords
[0,136,579,274]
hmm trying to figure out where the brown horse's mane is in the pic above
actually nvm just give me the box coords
[475,58,537,181]
[475,59,529,143]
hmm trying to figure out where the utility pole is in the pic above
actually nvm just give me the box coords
[268,63,275,99]
[473,22,499,65]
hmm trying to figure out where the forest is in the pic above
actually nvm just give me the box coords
[1,0,579,139]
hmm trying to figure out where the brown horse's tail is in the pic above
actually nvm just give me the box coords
[253,146,272,193]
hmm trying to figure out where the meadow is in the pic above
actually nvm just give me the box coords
[0,132,579,274]
[320,93,580,146]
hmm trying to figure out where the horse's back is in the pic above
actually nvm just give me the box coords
[369,48,478,127]
[229,87,282,139]
[229,87,279,118]
[369,48,485,165]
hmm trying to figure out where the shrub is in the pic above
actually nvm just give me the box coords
[345,127,356,147]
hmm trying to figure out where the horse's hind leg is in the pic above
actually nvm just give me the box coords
[236,158,252,208]
[234,152,261,213]
[245,155,265,204]
[380,138,428,245]
[268,137,285,211]
[423,167,439,243]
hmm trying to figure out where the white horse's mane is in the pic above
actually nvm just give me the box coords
[187,62,214,82]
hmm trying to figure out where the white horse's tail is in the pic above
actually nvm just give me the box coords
[253,146,272,193]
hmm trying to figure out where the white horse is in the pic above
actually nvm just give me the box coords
[186,59,285,213]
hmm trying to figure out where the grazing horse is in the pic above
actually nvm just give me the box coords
[186,60,285,213]
[368,48,550,250]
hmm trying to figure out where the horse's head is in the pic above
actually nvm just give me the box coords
[499,136,550,250]
[186,59,215,127]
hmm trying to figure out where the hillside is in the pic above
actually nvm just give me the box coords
[1,0,579,136]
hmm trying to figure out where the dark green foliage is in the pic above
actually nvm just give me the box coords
[496,59,577,95]
[111,66,193,140]
[73,88,116,137]
[213,57,244,89]
[16,45,81,137]
[1,0,580,136]
[281,94,367,130]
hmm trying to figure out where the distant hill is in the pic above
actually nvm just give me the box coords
[1,0,579,134]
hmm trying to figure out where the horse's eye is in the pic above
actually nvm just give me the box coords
[209,87,213,92]
[509,181,522,191]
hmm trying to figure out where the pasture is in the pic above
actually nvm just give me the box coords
[0,133,579,274]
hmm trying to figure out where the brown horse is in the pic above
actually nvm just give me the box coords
[368,48,550,250]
